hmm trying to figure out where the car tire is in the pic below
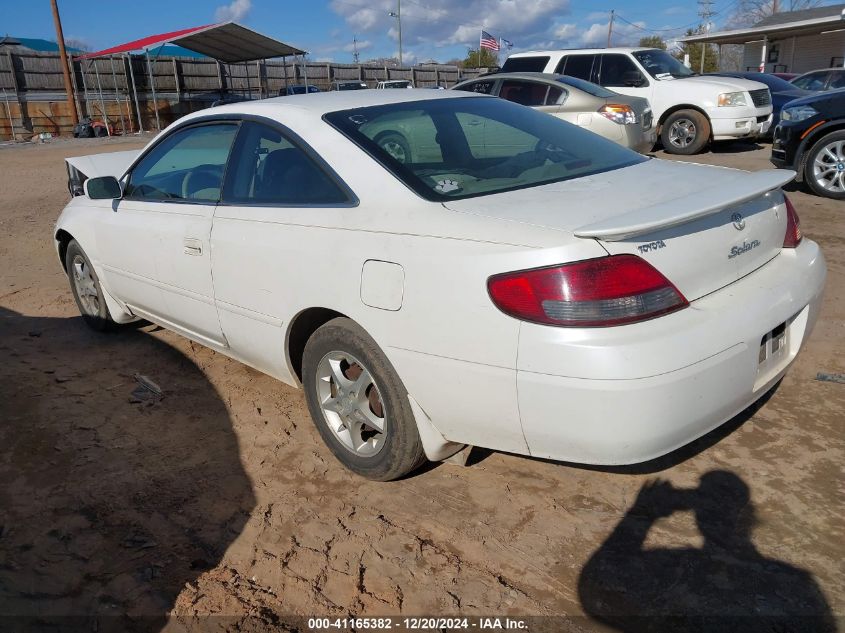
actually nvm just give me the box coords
[660,110,710,155]
[803,130,845,200]
[375,131,411,164]
[65,239,115,331]
[302,317,426,481]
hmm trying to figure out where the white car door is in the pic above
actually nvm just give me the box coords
[98,122,238,346]
[210,119,357,380]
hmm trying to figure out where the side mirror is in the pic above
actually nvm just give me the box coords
[84,176,122,200]
[623,70,646,87]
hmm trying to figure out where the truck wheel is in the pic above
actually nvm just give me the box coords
[302,317,426,481]
[661,110,710,155]
[804,130,845,200]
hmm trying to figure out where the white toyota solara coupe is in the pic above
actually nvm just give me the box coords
[55,90,826,480]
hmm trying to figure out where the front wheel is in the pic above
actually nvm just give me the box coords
[804,130,845,200]
[65,239,115,331]
[660,110,710,155]
[302,318,426,481]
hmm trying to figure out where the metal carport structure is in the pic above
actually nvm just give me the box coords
[77,22,307,133]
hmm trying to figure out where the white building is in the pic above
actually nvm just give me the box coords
[680,4,845,74]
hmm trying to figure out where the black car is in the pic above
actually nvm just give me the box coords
[771,88,845,199]
[708,72,812,132]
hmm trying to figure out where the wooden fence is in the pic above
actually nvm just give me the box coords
[0,51,491,139]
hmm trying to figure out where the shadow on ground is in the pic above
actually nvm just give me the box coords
[0,307,256,632]
[577,470,836,633]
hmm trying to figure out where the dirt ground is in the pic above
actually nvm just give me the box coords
[0,135,843,632]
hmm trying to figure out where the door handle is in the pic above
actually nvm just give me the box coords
[466,120,482,126]
[183,238,203,256]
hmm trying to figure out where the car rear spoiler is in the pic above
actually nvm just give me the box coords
[574,169,796,241]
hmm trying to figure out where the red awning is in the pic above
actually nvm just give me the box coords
[77,22,306,62]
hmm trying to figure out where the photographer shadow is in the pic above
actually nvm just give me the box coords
[577,471,836,633]
[0,306,256,632]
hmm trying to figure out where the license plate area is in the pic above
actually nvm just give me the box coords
[756,321,790,387]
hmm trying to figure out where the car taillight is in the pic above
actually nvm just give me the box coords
[487,255,688,327]
[598,104,637,125]
[783,195,802,248]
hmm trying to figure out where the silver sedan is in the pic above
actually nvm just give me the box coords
[453,72,656,153]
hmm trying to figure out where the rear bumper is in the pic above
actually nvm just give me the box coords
[516,240,826,464]
[623,124,657,153]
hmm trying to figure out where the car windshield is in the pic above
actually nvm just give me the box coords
[555,75,616,98]
[633,49,695,79]
[384,81,411,88]
[323,96,645,201]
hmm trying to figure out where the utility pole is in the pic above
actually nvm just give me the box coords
[50,0,79,126]
[607,10,615,47]
[698,0,715,72]
[388,0,403,66]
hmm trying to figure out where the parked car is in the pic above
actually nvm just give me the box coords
[376,80,413,89]
[771,72,799,81]
[771,88,845,199]
[279,84,321,96]
[790,68,845,92]
[502,47,773,154]
[331,81,368,91]
[56,90,825,480]
[453,72,655,153]
[707,71,812,132]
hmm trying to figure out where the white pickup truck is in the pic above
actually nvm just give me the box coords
[502,47,773,154]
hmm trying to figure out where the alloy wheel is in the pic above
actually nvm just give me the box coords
[72,254,100,316]
[669,118,696,149]
[812,139,845,193]
[315,351,387,457]
[381,140,407,163]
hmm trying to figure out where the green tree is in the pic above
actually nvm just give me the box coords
[638,36,666,50]
[674,28,719,73]
[463,48,499,68]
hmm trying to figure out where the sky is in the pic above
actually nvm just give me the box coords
[0,0,810,64]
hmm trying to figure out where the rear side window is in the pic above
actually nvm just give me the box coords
[598,54,640,87]
[501,56,550,73]
[828,71,845,89]
[499,80,550,106]
[455,80,496,94]
[558,55,596,81]
[223,121,349,205]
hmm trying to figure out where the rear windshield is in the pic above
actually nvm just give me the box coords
[556,75,616,98]
[323,96,645,201]
[501,56,550,73]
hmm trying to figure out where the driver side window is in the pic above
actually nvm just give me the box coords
[125,123,238,202]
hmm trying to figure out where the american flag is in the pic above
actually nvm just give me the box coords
[480,30,500,51]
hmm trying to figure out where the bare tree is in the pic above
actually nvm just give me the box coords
[727,0,825,27]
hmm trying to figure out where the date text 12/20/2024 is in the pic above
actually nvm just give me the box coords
[308,617,528,630]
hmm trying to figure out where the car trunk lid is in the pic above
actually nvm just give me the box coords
[442,160,795,302]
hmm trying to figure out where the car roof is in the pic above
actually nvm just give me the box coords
[795,68,844,75]
[192,88,478,120]
[456,72,565,84]
[507,47,647,57]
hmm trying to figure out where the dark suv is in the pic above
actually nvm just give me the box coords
[771,89,845,199]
